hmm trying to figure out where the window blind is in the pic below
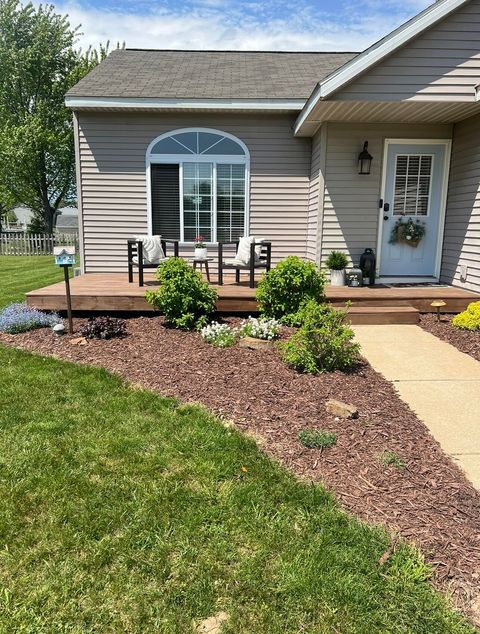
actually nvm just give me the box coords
[151,164,180,239]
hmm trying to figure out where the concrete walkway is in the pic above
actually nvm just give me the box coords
[353,325,480,489]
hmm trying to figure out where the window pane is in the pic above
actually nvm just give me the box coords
[173,132,198,153]
[217,180,231,197]
[203,138,245,155]
[182,162,213,241]
[231,164,245,179]
[199,132,223,154]
[231,197,245,212]
[151,137,193,154]
[151,164,180,239]
[393,154,432,217]
[183,163,196,178]
[216,163,245,241]
[217,164,231,179]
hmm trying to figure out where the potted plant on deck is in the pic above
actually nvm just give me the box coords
[194,235,207,260]
[325,251,349,286]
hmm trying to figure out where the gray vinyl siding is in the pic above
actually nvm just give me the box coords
[306,131,321,261]
[320,122,452,268]
[335,0,480,102]
[441,112,480,292]
[77,112,311,273]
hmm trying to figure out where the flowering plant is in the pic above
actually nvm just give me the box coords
[194,235,206,248]
[0,302,62,334]
[200,321,238,347]
[239,316,281,340]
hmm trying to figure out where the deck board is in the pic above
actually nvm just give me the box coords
[25,273,479,314]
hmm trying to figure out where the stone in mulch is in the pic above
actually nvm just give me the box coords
[419,314,480,362]
[1,316,480,623]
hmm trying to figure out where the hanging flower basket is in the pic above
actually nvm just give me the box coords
[389,218,426,248]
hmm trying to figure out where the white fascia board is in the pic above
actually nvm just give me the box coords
[65,96,306,111]
[294,0,471,135]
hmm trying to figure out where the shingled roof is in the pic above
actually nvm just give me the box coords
[67,49,358,100]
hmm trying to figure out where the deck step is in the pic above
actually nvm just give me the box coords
[342,306,420,325]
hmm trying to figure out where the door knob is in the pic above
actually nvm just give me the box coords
[383,215,389,221]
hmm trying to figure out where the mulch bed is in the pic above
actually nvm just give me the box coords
[419,313,480,362]
[1,317,480,623]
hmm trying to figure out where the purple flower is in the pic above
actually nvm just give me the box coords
[0,302,62,334]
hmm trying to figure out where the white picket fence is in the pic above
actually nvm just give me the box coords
[0,233,78,256]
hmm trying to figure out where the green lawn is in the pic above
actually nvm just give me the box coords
[0,345,473,633]
[0,255,71,308]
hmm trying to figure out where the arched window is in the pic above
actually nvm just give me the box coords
[146,128,250,243]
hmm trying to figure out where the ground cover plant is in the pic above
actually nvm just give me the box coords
[80,316,127,340]
[452,301,480,331]
[256,256,326,325]
[200,321,238,347]
[298,429,337,449]
[0,302,61,333]
[145,258,217,329]
[0,255,70,308]
[239,316,281,340]
[282,300,360,373]
[0,343,474,633]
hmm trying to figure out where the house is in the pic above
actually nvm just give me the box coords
[66,0,480,293]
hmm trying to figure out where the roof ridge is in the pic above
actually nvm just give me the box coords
[122,48,360,55]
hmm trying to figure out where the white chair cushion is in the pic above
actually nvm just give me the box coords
[235,236,266,265]
[134,235,165,264]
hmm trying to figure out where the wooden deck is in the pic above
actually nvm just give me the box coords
[26,273,479,324]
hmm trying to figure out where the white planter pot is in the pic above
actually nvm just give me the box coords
[330,269,346,286]
[194,247,207,260]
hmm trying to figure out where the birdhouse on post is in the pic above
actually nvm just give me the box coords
[54,246,76,266]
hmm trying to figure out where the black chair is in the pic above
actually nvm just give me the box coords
[218,240,272,288]
[127,238,179,287]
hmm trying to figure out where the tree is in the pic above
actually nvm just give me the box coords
[0,1,113,232]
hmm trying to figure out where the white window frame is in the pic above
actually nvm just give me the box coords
[146,127,250,244]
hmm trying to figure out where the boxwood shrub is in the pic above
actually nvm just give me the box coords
[146,258,217,330]
[256,256,326,326]
[281,300,360,374]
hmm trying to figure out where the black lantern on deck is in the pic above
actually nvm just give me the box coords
[358,141,373,175]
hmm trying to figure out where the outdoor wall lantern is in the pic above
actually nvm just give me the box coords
[358,141,373,175]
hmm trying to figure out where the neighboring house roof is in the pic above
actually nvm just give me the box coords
[294,0,474,134]
[65,49,357,109]
[55,215,78,230]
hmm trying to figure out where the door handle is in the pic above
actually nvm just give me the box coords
[383,215,389,221]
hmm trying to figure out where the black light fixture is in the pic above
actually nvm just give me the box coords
[358,141,373,175]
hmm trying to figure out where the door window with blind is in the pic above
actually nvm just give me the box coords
[393,154,433,217]
[147,129,249,242]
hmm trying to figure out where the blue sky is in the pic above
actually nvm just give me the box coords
[49,0,433,51]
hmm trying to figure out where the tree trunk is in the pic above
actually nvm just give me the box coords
[39,176,56,233]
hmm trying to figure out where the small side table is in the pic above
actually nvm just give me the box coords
[191,257,214,282]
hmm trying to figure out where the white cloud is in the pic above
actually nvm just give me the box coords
[49,0,432,52]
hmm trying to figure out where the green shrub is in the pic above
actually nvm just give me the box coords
[145,258,217,330]
[298,429,337,449]
[281,300,360,374]
[256,256,326,326]
[325,250,349,270]
[451,301,480,331]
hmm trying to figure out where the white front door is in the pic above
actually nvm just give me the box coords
[379,140,449,278]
